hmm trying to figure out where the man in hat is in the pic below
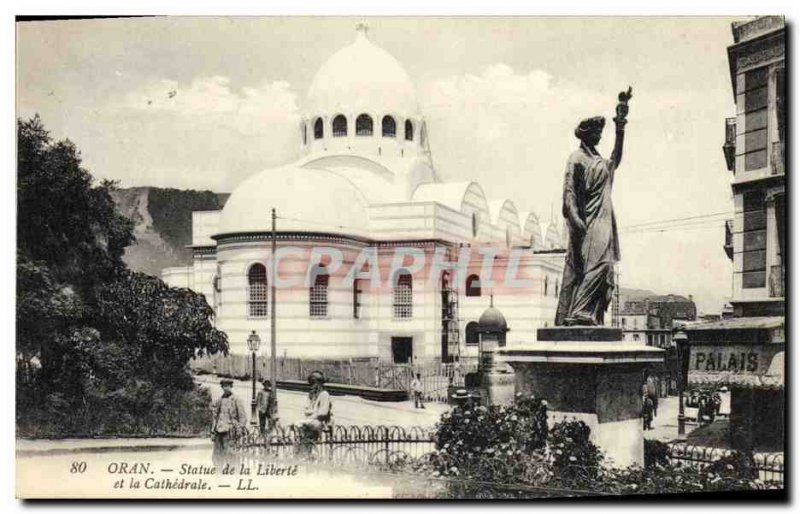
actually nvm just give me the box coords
[298,371,332,456]
[255,379,278,435]
[555,88,632,326]
[210,378,247,469]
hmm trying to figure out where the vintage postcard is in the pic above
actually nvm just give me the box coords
[15,15,785,499]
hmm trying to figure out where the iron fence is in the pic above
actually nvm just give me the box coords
[226,425,783,496]
[193,354,478,403]
[231,424,436,465]
[666,442,784,484]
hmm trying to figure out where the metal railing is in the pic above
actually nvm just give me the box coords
[723,117,736,172]
[724,219,734,260]
[231,424,436,466]
[193,355,478,403]
[666,443,784,484]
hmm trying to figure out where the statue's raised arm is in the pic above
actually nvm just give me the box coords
[610,86,632,169]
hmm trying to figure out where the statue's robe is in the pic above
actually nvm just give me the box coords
[555,142,620,326]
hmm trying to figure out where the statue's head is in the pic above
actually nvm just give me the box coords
[575,116,605,146]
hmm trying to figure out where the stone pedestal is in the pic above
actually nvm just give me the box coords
[493,327,664,468]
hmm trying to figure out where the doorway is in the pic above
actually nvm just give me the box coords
[391,337,413,364]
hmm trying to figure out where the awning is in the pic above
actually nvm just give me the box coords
[679,316,783,331]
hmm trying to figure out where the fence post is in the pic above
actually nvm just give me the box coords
[384,427,389,465]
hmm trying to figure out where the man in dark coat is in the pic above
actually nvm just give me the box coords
[256,379,278,435]
[210,379,247,469]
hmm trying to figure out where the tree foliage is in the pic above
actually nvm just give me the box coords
[16,116,228,436]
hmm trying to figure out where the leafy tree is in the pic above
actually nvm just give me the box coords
[16,115,228,436]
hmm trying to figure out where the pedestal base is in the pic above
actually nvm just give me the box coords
[495,327,664,468]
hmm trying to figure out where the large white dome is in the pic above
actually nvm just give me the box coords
[217,164,370,239]
[305,29,419,117]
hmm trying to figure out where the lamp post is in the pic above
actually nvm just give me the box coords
[246,330,261,427]
[270,208,278,413]
[674,331,688,436]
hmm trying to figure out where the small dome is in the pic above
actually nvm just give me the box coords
[217,164,370,238]
[478,306,508,334]
[306,28,419,117]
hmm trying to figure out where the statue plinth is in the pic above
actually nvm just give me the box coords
[491,327,663,468]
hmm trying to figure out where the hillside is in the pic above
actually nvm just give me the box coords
[110,187,228,277]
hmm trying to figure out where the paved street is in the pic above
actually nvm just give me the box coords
[644,396,682,442]
[194,374,448,428]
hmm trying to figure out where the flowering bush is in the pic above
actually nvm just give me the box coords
[547,418,604,482]
[431,394,549,479]
[643,439,670,469]
[399,393,782,498]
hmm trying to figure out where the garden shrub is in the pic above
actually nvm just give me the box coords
[644,439,670,468]
[397,393,781,498]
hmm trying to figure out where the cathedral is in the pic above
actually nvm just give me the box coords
[162,26,566,362]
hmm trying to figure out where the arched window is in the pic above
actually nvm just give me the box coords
[248,263,268,318]
[313,117,324,139]
[466,274,481,297]
[405,119,414,141]
[382,116,396,137]
[309,264,329,318]
[356,114,373,136]
[301,122,307,145]
[332,115,347,137]
[544,275,548,296]
[465,321,480,346]
[393,270,413,319]
[353,278,363,319]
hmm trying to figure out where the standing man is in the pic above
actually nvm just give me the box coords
[210,378,247,469]
[256,379,278,435]
[555,88,632,326]
[642,394,654,431]
[410,373,425,409]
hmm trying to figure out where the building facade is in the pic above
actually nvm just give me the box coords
[683,16,785,450]
[162,27,565,362]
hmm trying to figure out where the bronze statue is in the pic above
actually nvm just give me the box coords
[555,87,632,326]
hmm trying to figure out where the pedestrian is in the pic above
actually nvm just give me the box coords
[255,379,277,435]
[410,373,425,409]
[697,393,709,426]
[210,378,247,470]
[298,371,332,457]
[650,391,659,418]
[642,394,654,430]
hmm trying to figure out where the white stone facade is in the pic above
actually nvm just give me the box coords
[162,28,565,359]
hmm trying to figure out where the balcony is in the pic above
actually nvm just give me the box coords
[771,141,784,176]
[723,219,734,260]
[769,265,784,298]
[722,117,736,172]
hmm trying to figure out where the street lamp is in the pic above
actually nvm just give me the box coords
[246,330,261,427]
[673,331,688,436]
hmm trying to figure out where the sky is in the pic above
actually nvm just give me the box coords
[16,16,742,314]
